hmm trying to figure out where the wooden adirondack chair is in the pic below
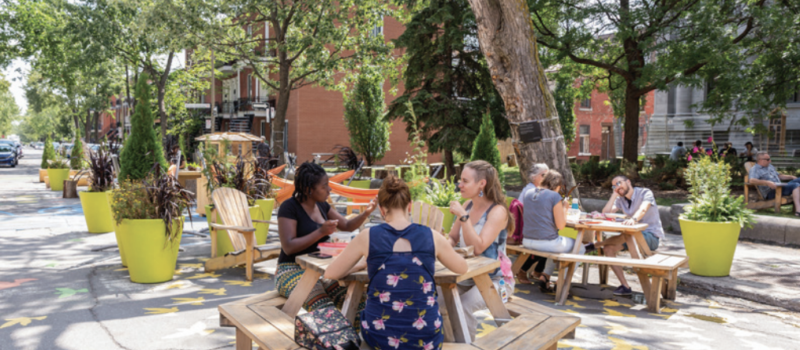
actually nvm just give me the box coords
[743,161,793,213]
[410,201,445,233]
[205,187,281,281]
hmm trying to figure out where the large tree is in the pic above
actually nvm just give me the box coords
[387,0,508,176]
[527,0,774,162]
[344,66,392,166]
[201,0,397,164]
[465,0,577,192]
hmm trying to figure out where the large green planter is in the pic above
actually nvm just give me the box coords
[47,169,70,191]
[205,204,263,256]
[348,180,372,189]
[79,191,115,233]
[118,218,183,283]
[254,199,275,245]
[437,207,456,233]
[679,217,740,277]
[114,223,129,267]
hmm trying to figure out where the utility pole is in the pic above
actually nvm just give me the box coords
[210,50,216,134]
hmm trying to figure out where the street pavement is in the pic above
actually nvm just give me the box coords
[1,149,799,350]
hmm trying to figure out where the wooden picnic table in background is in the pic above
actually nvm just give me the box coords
[289,254,511,344]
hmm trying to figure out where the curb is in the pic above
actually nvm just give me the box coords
[677,272,800,313]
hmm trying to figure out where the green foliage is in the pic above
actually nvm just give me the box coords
[401,101,429,202]
[425,179,461,207]
[70,137,83,170]
[574,160,620,186]
[682,157,755,228]
[47,154,70,169]
[111,169,194,240]
[0,83,18,137]
[553,75,577,149]
[470,112,504,185]
[41,135,55,169]
[344,66,391,166]
[387,0,508,163]
[119,73,167,181]
[646,159,687,188]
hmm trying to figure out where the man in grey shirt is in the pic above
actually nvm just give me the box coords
[749,151,800,216]
[589,175,664,296]
[669,142,686,161]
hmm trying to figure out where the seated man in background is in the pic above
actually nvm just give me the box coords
[749,151,800,217]
[587,175,664,296]
[669,141,686,161]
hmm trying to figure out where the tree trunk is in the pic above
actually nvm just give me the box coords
[84,110,91,142]
[623,84,641,163]
[157,52,175,141]
[444,149,456,180]
[271,61,292,165]
[466,0,578,195]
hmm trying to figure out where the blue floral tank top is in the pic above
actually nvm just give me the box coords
[360,223,443,350]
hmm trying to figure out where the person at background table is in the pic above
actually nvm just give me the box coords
[591,175,664,296]
[669,141,686,161]
[521,170,586,290]
[749,151,800,217]
[690,140,706,158]
[326,175,467,350]
[719,142,737,157]
[276,162,377,312]
[519,163,549,201]
[516,163,551,285]
[447,160,515,342]
[740,142,758,161]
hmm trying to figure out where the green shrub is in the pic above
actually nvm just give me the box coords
[575,160,620,186]
[70,137,83,170]
[425,179,461,207]
[658,182,676,191]
[648,159,687,188]
[119,73,167,181]
[343,66,391,166]
[470,112,503,184]
[682,156,754,228]
[401,101,428,201]
[41,135,55,169]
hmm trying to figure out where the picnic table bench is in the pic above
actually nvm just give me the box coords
[507,220,688,313]
[218,254,579,350]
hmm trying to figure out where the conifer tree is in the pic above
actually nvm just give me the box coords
[119,73,167,181]
[70,137,83,170]
[41,135,54,169]
[470,112,503,184]
[344,66,391,166]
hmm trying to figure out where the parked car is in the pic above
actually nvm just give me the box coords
[0,143,17,167]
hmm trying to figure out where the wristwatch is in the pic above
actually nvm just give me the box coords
[459,214,470,222]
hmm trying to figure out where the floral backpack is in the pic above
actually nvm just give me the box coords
[294,307,360,350]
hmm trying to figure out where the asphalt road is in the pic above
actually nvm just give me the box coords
[1,148,799,350]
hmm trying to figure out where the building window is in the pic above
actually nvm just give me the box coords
[788,87,800,103]
[261,120,266,137]
[579,125,590,154]
[370,16,384,37]
[579,97,591,110]
[247,74,252,99]
[247,25,252,36]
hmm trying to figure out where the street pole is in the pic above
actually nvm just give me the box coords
[210,49,216,134]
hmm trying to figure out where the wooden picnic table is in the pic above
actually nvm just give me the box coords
[549,219,652,305]
[286,254,512,344]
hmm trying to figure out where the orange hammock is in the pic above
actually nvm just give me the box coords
[267,164,286,176]
[328,182,378,203]
[272,170,358,204]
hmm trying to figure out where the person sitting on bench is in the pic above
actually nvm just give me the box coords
[521,170,585,291]
[275,162,377,312]
[325,175,467,350]
[591,175,664,296]
[516,163,549,284]
[749,151,800,217]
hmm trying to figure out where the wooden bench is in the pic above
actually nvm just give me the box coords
[219,290,579,350]
[507,245,687,313]
[744,161,794,213]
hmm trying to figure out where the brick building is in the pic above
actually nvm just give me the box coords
[189,17,442,165]
[566,89,654,161]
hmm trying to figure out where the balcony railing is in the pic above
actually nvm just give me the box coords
[221,97,269,114]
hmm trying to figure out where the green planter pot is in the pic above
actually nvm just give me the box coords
[205,204,263,256]
[79,191,115,233]
[47,169,70,191]
[348,180,372,189]
[118,218,183,283]
[114,223,129,267]
[437,207,455,234]
[679,217,740,277]
[254,199,276,245]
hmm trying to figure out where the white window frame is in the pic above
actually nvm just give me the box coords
[370,16,384,37]
[579,97,592,110]
[579,125,591,155]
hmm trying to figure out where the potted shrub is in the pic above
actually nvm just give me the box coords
[47,155,71,192]
[40,135,55,183]
[79,145,116,233]
[425,179,461,233]
[679,156,755,277]
[111,166,194,283]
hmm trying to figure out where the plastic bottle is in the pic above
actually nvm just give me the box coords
[567,198,581,222]
[498,279,509,303]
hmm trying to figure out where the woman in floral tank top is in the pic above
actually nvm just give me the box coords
[326,176,467,349]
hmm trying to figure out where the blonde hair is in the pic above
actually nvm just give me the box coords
[541,170,564,192]
[464,160,514,233]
